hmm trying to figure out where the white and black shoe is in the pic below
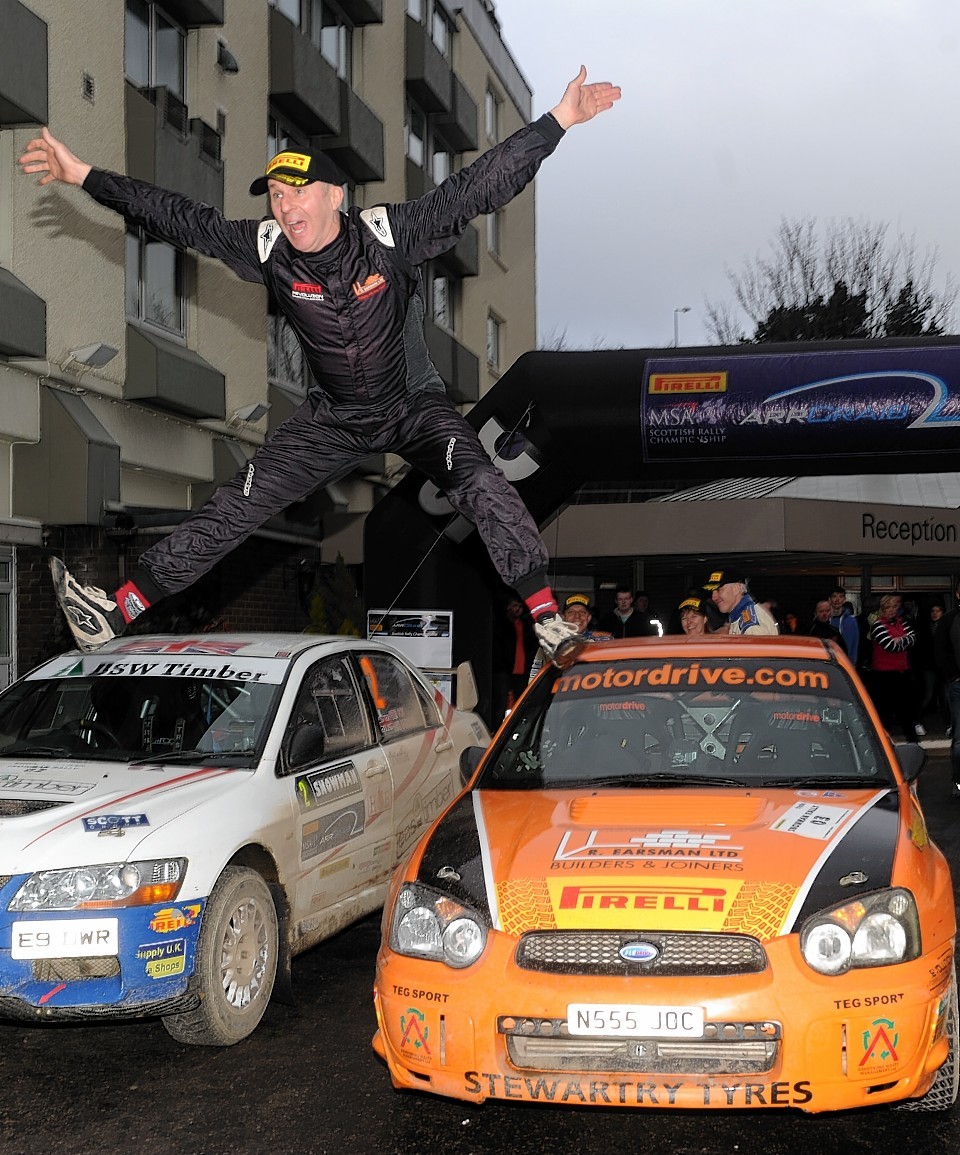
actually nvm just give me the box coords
[49,558,123,652]
[534,614,582,663]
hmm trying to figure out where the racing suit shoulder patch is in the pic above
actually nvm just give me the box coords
[360,206,395,248]
[257,220,282,263]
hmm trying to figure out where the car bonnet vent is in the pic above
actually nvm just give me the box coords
[0,798,70,817]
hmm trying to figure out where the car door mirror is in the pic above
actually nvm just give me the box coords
[283,724,326,771]
[894,741,926,783]
[455,661,479,713]
[459,745,485,785]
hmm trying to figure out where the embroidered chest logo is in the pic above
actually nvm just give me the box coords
[292,281,325,301]
[353,273,387,300]
[258,220,281,262]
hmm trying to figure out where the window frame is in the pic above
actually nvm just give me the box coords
[125,226,186,339]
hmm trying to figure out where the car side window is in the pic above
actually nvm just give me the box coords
[358,652,430,742]
[283,655,371,772]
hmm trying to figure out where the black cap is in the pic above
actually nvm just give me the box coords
[678,596,707,615]
[249,147,345,195]
[703,565,747,592]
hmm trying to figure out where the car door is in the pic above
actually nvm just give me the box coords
[280,652,393,932]
[356,649,458,864]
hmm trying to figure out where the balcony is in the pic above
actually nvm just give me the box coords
[319,81,384,184]
[126,84,224,209]
[0,267,45,358]
[156,0,223,26]
[405,14,451,115]
[269,5,340,136]
[125,325,225,420]
[0,0,47,126]
[434,76,478,153]
[336,0,383,25]
[424,320,480,405]
[433,224,479,279]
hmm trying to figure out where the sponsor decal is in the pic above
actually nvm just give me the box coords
[396,778,455,857]
[301,801,366,859]
[858,1017,900,1073]
[292,280,325,301]
[771,802,851,840]
[463,1072,812,1106]
[0,773,96,795]
[360,207,394,245]
[267,150,311,176]
[82,814,149,832]
[149,904,202,934]
[554,828,743,866]
[833,993,904,1010]
[908,804,929,850]
[319,857,351,879]
[928,946,955,991]
[618,941,660,963]
[552,663,830,695]
[258,220,280,261]
[648,372,727,395]
[88,658,273,683]
[399,1007,432,1064]
[295,762,362,813]
[547,878,741,931]
[392,985,450,1003]
[352,273,386,299]
[136,937,187,979]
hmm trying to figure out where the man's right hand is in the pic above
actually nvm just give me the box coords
[19,127,92,187]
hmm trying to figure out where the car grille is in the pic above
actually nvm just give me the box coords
[0,799,68,817]
[499,1016,781,1075]
[516,931,767,976]
[32,957,120,982]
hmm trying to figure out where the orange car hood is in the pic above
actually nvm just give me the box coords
[471,787,901,941]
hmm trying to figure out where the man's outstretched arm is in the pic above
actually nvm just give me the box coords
[19,126,92,187]
[549,64,622,130]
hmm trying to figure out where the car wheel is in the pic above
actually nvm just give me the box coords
[162,867,279,1047]
[895,976,958,1111]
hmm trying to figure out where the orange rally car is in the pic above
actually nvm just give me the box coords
[373,635,957,1112]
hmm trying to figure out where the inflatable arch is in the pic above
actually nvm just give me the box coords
[364,336,960,718]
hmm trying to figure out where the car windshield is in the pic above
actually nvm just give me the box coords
[479,655,893,790]
[0,673,283,764]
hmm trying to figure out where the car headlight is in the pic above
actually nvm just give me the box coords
[8,859,186,912]
[389,883,487,969]
[800,888,920,975]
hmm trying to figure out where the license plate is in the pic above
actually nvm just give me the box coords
[567,1003,704,1038]
[11,918,119,959]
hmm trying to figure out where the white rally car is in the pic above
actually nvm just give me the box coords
[0,633,488,1044]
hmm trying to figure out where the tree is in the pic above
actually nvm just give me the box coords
[706,217,956,344]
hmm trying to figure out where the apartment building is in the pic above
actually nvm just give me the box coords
[0,0,538,682]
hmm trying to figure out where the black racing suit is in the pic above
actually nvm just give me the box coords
[82,113,567,603]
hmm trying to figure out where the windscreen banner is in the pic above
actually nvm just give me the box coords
[641,345,960,464]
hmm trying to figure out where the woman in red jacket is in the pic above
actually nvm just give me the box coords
[867,594,920,742]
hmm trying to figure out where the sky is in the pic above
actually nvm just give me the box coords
[491,0,960,350]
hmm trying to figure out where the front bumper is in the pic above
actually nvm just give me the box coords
[373,931,956,1112]
[0,878,206,1019]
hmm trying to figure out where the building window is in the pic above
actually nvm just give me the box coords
[267,115,308,163]
[311,1,352,81]
[270,0,303,26]
[431,273,458,332]
[268,308,309,393]
[125,0,187,99]
[486,209,502,257]
[486,311,503,370]
[432,145,453,185]
[485,85,501,144]
[125,227,185,337]
[406,0,423,20]
[406,102,425,167]
[431,5,453,58]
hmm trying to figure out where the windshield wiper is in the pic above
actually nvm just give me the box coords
[130,749,254,766]
[0,744,76,757]
[769,774,889,788]
[548,772,748,789]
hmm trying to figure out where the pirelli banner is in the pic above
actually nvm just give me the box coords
[642,344,960,465]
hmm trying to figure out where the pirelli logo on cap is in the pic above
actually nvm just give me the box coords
[648,372,727,395]
[268,151,311,175]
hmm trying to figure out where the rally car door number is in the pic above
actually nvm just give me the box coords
[567,1003,704,1038]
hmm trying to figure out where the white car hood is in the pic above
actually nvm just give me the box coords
[0,757,255,872]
